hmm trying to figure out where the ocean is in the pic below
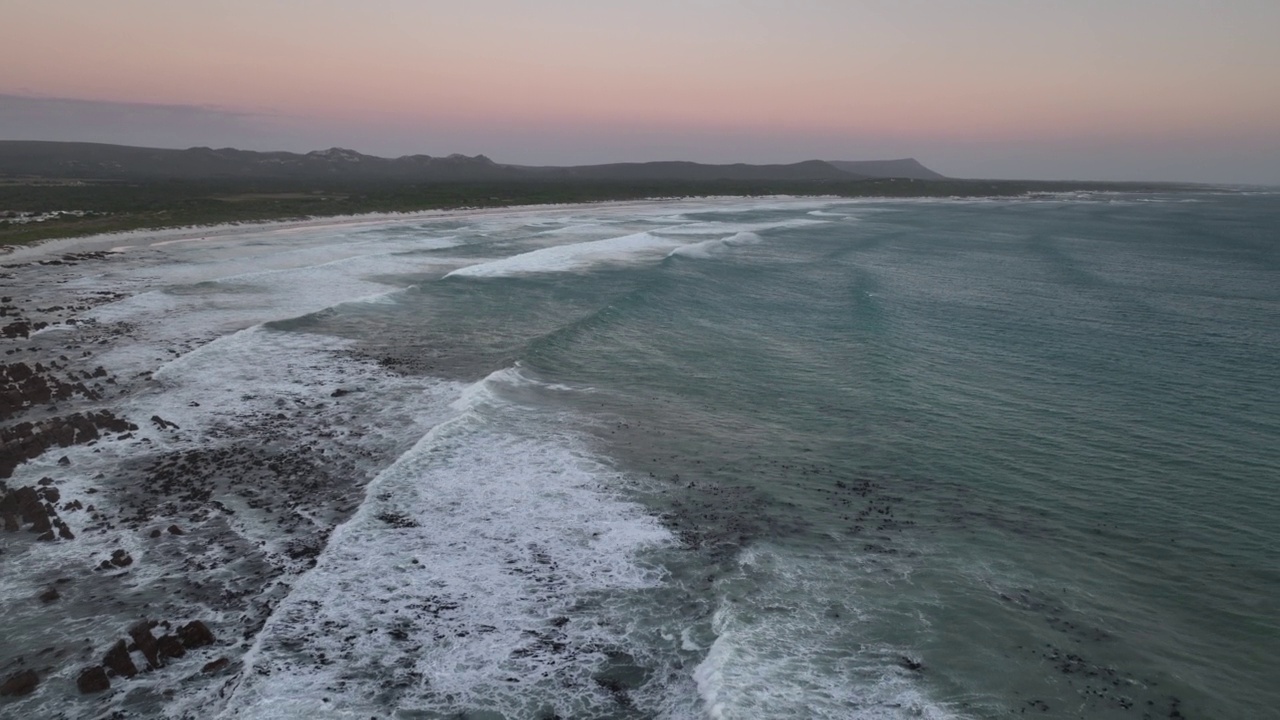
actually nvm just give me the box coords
[1,190,1276,719]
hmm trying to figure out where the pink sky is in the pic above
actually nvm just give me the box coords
[3,0,1279,182]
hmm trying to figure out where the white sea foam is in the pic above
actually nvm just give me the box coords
[445,231,684,278]
[693,544,959,720]
[77,233,465,380]
[653,218,828,236]
[667,231,764,259]
[212,366,675,718]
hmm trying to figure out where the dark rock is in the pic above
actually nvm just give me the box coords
[0,669,39,697]
[38,587,60,603]
[330,388,349,397]
[102,639,138,678]
[129,621,161,669]
[201,657,230,675]
[110,549,133,567]
[156,635,185,661]
[167,524,184,536]
[177,620,215,649]
[0,410,133,479]
[149,415,179,430]
[2,513,17,532]
[7,486,41,522]
[56,456,70,466]
[28,512,51,534]
[76,665,110,694]
[149,528,161,538]
[897,656,924,672]
[35,530,54,542]
[57,522,74,540]
[96,560,113,571]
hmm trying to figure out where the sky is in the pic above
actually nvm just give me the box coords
[2,0,1278,183]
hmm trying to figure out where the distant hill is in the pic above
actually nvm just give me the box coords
[0,140,945,183]
[518,159,863,182]
[827,159,947,180]
[0,141,513,181]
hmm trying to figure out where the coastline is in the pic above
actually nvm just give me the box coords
[0,195,809,259]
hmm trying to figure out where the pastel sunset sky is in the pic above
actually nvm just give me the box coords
[3,0,1278,182]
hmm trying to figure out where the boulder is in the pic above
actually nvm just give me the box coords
[128,622,161,669]
[110,549,133,567]
[897,656,924,672]
[176,621,215,649]
[156,635,186,661]
[38,587,60,603]
[102,639,138,678]
[28,512,51,535]
[76,666,110,694]
[0,669,38,697]
[201,657,230,675]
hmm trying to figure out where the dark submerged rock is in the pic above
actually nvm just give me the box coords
[76,666,110,694]
[156,634,186,661]
[177,620,215,649]
[201,657,230,675]
[897,655,924,672]
[0,669,39,697]
[102,639,138,678]
[129,621,161,668]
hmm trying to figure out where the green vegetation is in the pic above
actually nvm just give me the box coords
[0,177,1192,248]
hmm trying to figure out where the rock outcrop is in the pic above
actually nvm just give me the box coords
[76,666,110,694]
[0,669,39,697]
[177,621,216,649]
[102,639,138,678]
[0,410,136,478]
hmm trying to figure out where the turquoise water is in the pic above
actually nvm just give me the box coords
[326,193,1278,718]
[5,192,1276,719]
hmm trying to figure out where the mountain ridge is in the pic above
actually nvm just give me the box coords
[0,140,947,182]
[826,158,947,180]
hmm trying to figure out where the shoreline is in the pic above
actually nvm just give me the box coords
[0,195,803,260]
[2,175,1213,256]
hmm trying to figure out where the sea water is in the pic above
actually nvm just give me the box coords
[1,192,1276,719]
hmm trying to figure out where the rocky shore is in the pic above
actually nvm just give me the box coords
[0,240,420,716]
